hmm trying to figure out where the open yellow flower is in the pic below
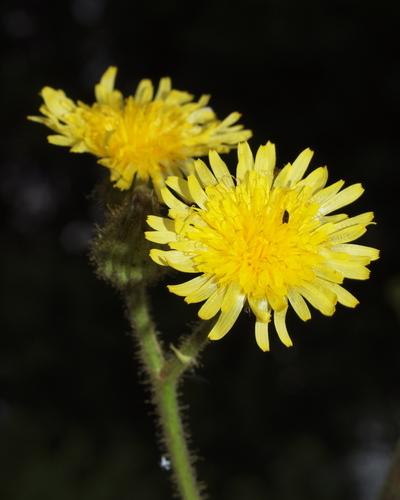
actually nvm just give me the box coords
[29,67,251,193]
[145,142,379,351]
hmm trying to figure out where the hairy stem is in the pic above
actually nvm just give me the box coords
[126,285,164,380]
[155,378,203,500]
[125,286,208,500]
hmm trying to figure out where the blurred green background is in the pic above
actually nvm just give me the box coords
[0,0,399,499]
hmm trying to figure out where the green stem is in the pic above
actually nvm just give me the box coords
[155,379,203,500]
[125,286,207,500]
[126,286,164,379]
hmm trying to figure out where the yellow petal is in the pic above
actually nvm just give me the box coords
[312,180,345,205]
[286,148,314,185]
[219,111,241,128]
[188,107,215,124]
[197,94,211,107]
[94,66,121,107]
[168,275,210,297]
[267,290,287,312]
[287,290,311,321]
[326,259,370,280]
[149,250,196,272]
[97,66,116,91]
[166,89,193,105]
[255,321,270,351]
[332,244,380,261]
[149,249,170,267]
[135,79,154,103]
[273,308,293,347]
[248,296,270,323]
[146,215,175,232]
[208,293,245,340]
[330,212,374,232]
[236,142,254,182]
[319,183,364,215]
[161,187,189,212]
[297,166,328,193]
[329,225,367,244]
[185,278,217,304]
[41,87,75,116]
[194,159,217,188]
[187,174,208,209]
[321,213,348,224]
[221,282,244,313]
[155,77,171,100]
[165,176,192,203]
[198,286,226,320]
[145,230,177,244]
[314,263,344,283]
[254,141,276,176]
[273,163,292,188]
[298,282,337,316]
[48,135,75,146]
[208,151,234,187]
[325,282,359,308]
[70,142,88,153]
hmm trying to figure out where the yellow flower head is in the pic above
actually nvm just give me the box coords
[29,67,251,193]
[145,142,379,351]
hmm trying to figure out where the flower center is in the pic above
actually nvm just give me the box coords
[85,98,188,180]
[184,171,328,299]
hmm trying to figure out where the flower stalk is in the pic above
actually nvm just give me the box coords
[125,285,209,500]
[90,183,209,500]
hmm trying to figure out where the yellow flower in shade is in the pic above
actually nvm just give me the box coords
[29,67,251,193]
[145,142,379,351]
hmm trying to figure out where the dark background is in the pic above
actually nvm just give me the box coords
[1,1,399,499]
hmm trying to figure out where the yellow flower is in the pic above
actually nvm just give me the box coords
[29,67,251,193]
[145,142,379,351]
